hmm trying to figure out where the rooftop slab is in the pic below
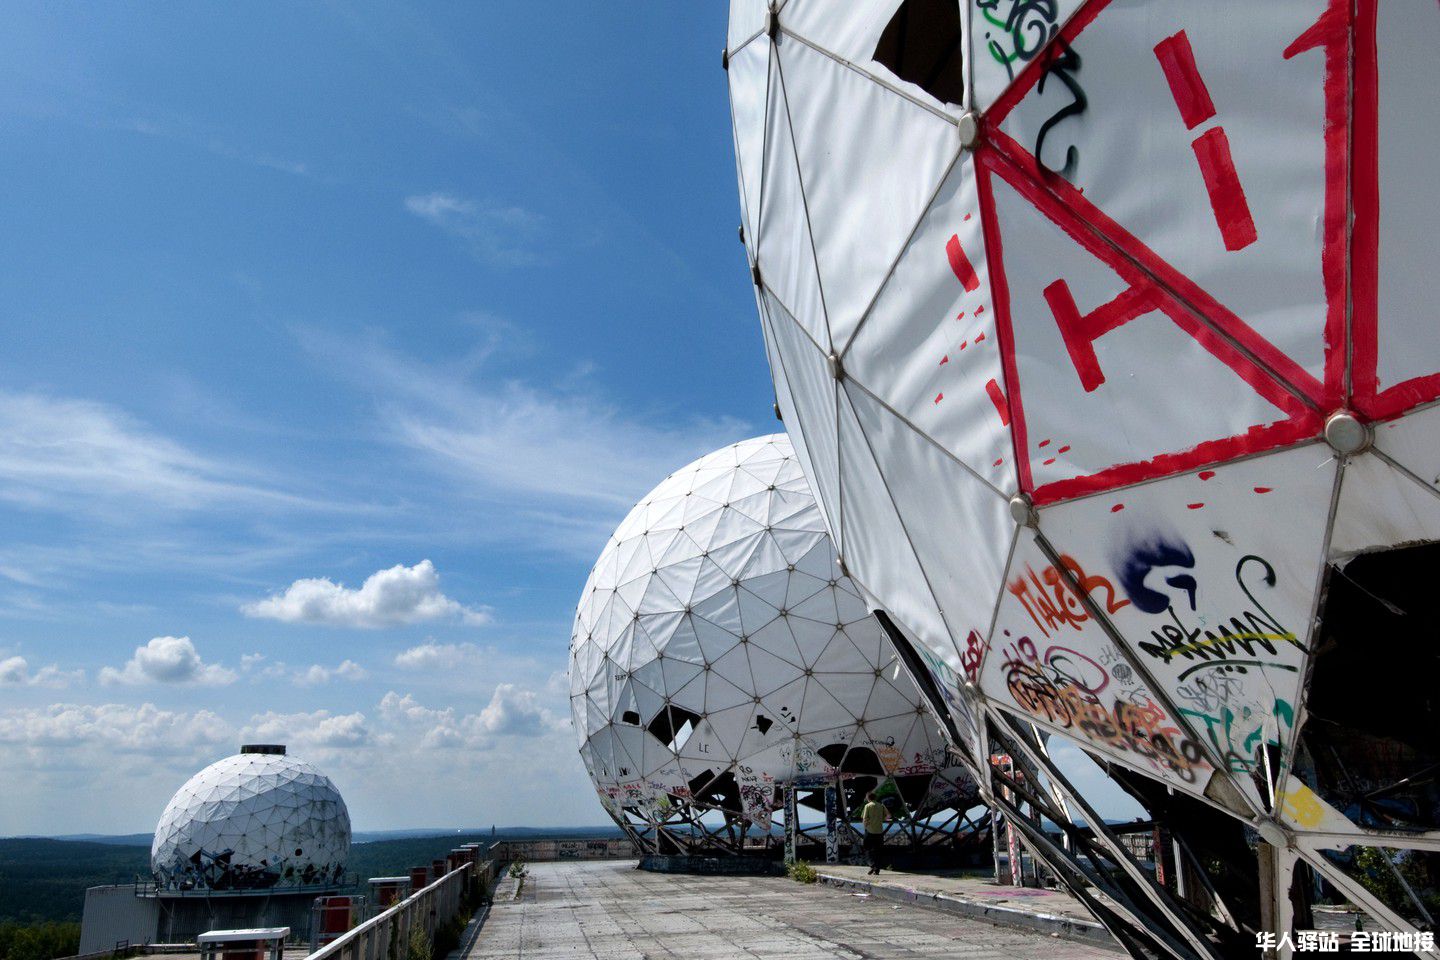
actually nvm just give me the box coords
[814,864,1113,948]
[464,860,1121,959]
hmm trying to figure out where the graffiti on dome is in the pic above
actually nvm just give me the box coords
[960,629,988,682]
[977,0,1060,77]
[1178,695,1295,775]
[1106,528,1307,774]
[999,633,1208,781]
[1007,553,1130,638]
[977,0,1087,178]
[1033,39,1086,180]
[1129,552,1307,680]
[1115,530,1198,615]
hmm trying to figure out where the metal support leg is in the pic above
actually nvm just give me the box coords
[784,783,798,863]
[824,782,838,864]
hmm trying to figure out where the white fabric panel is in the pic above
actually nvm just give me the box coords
[1374,0,1440,392]
[835,385,960,670]
[844,152,1014,494]
[844,381,1014,655]
[996,0,1331,383]
[757,61,831,348]
[728,0,770,53]
[813,630,872,676]
[1038,442,1337,808]
[778,35,960,350]
[779,0,901,67]
[1371,406,1440,510]
[765,294,843,553]
[986,169,1292,489]
[728,38,770,266]
[968,0,1088,111]
[1329,452,1440,559]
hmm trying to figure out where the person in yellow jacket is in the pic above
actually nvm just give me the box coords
[859,790,889,875]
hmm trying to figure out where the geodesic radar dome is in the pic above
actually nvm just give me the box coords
[728,0,1440,940]
[570,435,973,840]
[151,745,350,891]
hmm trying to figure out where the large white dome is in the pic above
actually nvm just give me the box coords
[570,435,974,848]
[151,746,351,891]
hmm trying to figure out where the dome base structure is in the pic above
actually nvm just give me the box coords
[607,764,991,866]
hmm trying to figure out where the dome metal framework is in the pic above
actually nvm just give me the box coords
[569,435,985,859]
[152,746,351,892]
[726,1,1440,956]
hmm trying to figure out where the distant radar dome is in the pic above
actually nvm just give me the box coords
[151,744,351,891]
[570,435,976,855]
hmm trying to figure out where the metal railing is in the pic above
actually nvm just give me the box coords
[305,862,480,960]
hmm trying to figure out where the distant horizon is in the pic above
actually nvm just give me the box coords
[4,823,626,842]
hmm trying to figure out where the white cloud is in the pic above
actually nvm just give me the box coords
[241,654,369,686]
[0,702,231,752]
[474,683,559,737]
[394,641,481,670]
[377,685,562,748]
[242,560,490,628]
[0,686,589,834]
[243,710,371,749]
[295,660,369,686]
[99,636,237,687]
[0,656,27,683]
[405,192,544,267]
[0,392,305,517]
[0,656,82,689]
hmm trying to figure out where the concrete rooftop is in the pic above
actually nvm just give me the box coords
[464,860,1122,959]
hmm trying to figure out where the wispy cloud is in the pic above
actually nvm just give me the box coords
[404,192,544,266]
[117,116,310,177]
[350,334,743,494]
[99,636,237,687]
[241,655,370,686]
[296,331,751,559]
[0,392,311,518]
[242,559,489,628]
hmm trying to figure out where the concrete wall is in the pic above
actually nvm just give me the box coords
[491,838,636,862]
[79,885,159,955]
[154,890,322,945]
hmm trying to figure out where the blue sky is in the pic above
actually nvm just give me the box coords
[0,2,775,834]
[0,2,1147,836]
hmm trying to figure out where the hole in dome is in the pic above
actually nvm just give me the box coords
[620,710,641,726]
[872,0,966,106]
[816,743,886,776]
[688,769,740,811]
[646,704,702,750]
[1305,543,1440,835]
[753,714,774,735]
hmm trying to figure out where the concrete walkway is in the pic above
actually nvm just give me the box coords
[464,860,1121,959]
[815,864,1116,945]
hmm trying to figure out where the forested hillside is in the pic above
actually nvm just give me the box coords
[0,827,622,924]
